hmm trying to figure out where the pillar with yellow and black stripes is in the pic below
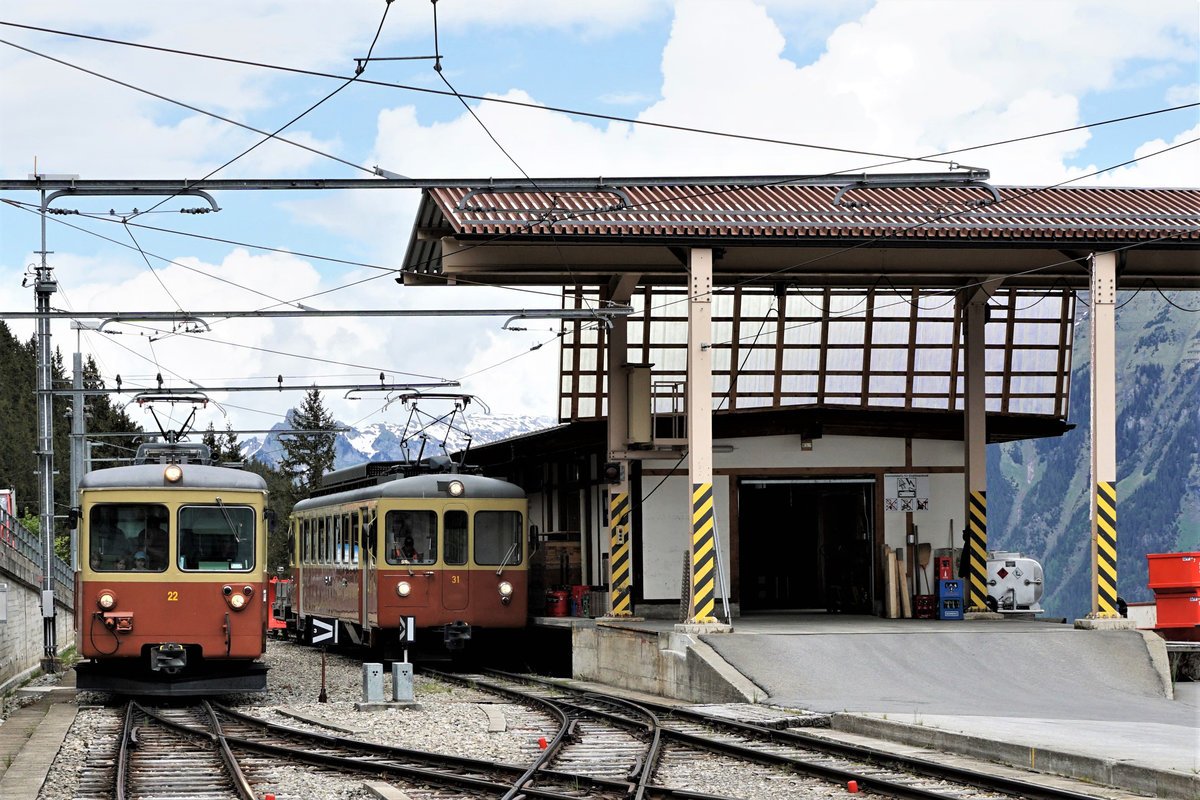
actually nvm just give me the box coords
[966,490,988,611]
[690,482,717,623]
[608,491,633,617]
[1094,481,1118,616]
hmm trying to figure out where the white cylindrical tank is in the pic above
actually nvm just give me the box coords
[986,551,1045,612]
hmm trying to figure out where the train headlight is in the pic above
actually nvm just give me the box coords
[164,464,183,483]
[229,593,247,610]
[448,480,464,497]
[97,591,116,610]
[498,580,513,605]
[397,581,411,597]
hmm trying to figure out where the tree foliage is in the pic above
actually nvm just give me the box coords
[279,388,336,495]
[0,322,141,560]
[202,421,242,464]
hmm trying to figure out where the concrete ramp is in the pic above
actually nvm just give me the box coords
[700,628,1185,723]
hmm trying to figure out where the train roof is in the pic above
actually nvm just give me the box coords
[292,472,524,512]
[79,463,268,492]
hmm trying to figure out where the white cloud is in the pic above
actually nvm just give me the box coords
[2,0,1197,430]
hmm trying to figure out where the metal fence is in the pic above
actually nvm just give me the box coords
[1,504,75,600]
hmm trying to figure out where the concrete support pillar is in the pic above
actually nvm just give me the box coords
[962,287,989,612]
[605,274,639,617]
[686,249,716,623]
[1090,252,1119,617]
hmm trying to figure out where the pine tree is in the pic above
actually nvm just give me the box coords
[279,389,336,494]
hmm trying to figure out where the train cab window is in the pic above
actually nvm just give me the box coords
[474,511,524,566]
[177,505,256,571]
[444,510,468,566]
[87,503,169,572]
[384,510,437,566]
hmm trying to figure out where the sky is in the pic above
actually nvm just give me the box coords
[0,0,1197,441]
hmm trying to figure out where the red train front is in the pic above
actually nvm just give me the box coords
[287,464,528,655]
[74,444,271,694]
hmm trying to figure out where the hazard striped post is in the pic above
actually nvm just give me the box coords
[1090,252,1119,617]
[691,482,717,623]
[608,492,632,616]
[966,490,988,612]
[1095,482,1118,616]
[685,248,716,624]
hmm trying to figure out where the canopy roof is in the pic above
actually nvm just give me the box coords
[401,176,1200,289]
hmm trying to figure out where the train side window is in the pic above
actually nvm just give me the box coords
[444,510,468,566]
[350,513,360,564]
[333,515,342,564]
[384,510,437,566]
[318,516,327,565]
[177,504,255,571]
[474,511,523,566]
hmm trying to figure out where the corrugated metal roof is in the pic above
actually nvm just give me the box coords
[422,182,1200,242]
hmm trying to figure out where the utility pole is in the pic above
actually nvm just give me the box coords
[70,324,88,573]
[33,182,59,671]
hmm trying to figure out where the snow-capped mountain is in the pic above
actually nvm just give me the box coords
[241,413,558,470]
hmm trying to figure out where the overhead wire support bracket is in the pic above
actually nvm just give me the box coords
[0,307,635,322]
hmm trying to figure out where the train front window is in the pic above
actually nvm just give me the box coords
[474,511,523,566]
[177,505,256,571]
[444,510,468,566]
[384,510,437,566]
[87,503,169,572]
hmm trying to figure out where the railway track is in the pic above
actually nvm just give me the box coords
[427,669,1122,800]
[78,697,738,800]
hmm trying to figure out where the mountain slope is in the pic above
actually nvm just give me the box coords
[243,413,557,470]
[989,293,1200,619]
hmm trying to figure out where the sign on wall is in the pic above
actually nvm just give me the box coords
[884,473,930,512]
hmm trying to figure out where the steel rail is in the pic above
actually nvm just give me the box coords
[213,701,723,800]
[114,701,135,800]
[487,670,1111,800]
[428,670,749,800]
[200,701,257,800]
[212,702,668,797]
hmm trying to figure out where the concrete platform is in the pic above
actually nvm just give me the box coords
[541,612,1200,799]
[0,671,77,800]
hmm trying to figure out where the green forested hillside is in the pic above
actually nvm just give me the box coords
[989,292,1200,619]
[0,321,141,545]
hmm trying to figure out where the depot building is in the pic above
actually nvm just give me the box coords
[399,174,1200,618]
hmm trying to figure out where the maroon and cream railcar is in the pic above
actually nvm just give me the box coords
[287,464,528,653]
[74,444,271,694]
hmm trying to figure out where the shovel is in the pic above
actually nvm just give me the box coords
[917,542,932,594]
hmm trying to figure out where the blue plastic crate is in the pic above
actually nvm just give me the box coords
[939,597,963,620]
[937,579,963,599]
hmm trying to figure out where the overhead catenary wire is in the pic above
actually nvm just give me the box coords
[5,21,1195,172]
[125,0,396,221]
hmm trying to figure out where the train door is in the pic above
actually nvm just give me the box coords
[441,507,469,610]
[360,506,376,630]
[738,478,874,613]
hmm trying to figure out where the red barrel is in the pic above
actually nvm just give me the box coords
[546,590,569,617]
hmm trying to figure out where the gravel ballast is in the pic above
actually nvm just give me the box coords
[33,637,870,799]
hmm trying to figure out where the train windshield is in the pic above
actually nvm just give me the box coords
[87,503,169,572]
[177,505,256,571]
[384,510,437,566]
[474,511,523,566]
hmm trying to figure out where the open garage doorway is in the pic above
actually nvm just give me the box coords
[738,478,874,613]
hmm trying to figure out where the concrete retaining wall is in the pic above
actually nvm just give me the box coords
[0,529,75,695]
[571,622,762,703]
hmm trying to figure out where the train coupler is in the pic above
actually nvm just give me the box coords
[443,621,472,650]
[149,643,187,674]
